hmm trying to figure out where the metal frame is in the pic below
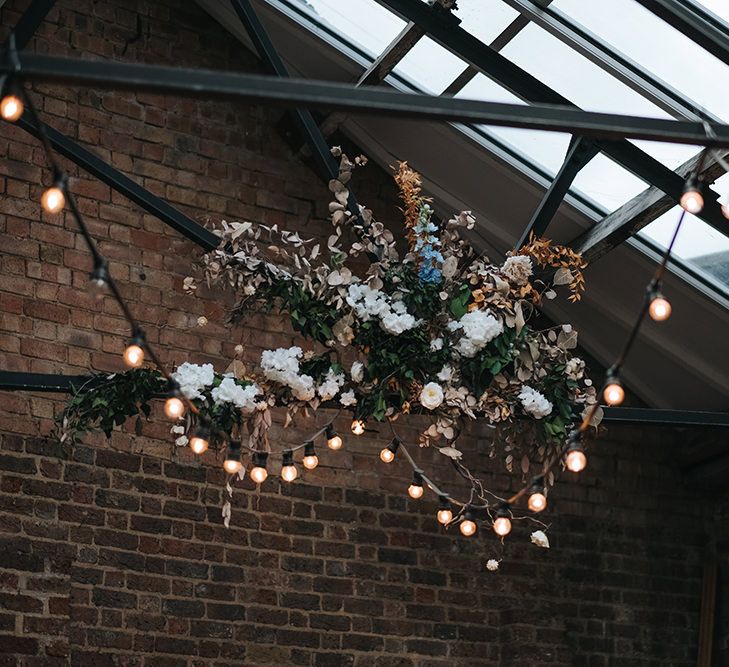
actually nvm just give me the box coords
[501,0,720,122]
[633,0,729,69]
[7,55,729,148]
[5,0,56,50]
[515,135,598,249]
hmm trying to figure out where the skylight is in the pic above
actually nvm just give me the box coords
[285,0,729,293]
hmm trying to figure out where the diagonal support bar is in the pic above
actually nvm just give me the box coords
[515,135,598,249]
[16,111,219,250]
[6,0,56,50]
[229,0,340,183]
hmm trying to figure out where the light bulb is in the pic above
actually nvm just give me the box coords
[380,448,395,463]
[223,441,242,473]
[408,483,424,499]
[493,516,512,537]
[123,342,144,368]
[460,518,477,537]
[249,451,268,484]
[302,441,318,470]
[250,466,268,484]
[528,491,547,513]
[0,94,23,122]
[437,508,453,525]
[280,451,297,482]
[350,419,365,436]
[326,424,343,449]
[303,454,319,470]
[649,295,671,322]
[680,188,703,214]
[189,429,210,455]
[41,186,65,213]
[603,381,624,406]
[566,448,587,473]
[164,396,185,420]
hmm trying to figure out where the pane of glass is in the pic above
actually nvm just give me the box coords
[394,37,469,94]
[553,0,729,121]
[629,140,702,172]
[500,22,671,118]
[571,154,649,211]
[694,0,729,22]
[303,0,406,56]
[456,74,572,175]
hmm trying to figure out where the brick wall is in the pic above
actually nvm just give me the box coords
[0,0,714,664]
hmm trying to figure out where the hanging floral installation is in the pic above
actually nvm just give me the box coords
[56,149,599,559]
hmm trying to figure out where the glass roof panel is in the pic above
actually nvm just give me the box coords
[393,37,468,94]
[301,0,405,56]
[571,154,649,212]
[499,22,671,118]
[553,0,729,122]
[452,0,521,45]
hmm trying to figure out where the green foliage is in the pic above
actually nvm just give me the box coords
[59,368,167,440]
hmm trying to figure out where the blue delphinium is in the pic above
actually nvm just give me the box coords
[414,204,443,284]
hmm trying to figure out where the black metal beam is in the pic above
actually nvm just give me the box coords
[7,55,729,147]
[16,110,219,251]
[515,136,598,249]
[633,0,729,68]
[229,0,339,183]
[0,371,88,393]
[373,0,728,235]
[7,0,56,50]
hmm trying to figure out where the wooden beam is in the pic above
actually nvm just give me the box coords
[570,150,729,263]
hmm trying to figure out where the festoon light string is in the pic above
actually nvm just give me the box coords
[0,36,717,543]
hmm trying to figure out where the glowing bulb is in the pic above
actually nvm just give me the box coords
[528,491,547,513]
[0,94,23,122]
[164,396,185,420]
[380,448,395,463]
[250,466,268,484]
[123,343,144,368]
[303,454,319,470]
[189,435,209,455]
[408,483,424,499]
[223,458,242,474]
[437,508,453,525]
[350,420,365,436]
[327,434,343,449]
[649,295,671,322]
[493,516,512,537]
[566,448,587,473]
[281,465,298,482]
[460,519,477,537]
[41,186,65,213]
[603,382,624,406]
[680,188,703,214]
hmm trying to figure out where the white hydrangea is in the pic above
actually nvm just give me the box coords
[381,311,417,335]
[211,377,260,411]
[451,310,504,358]
[339,390,357,407]
[518,386,553,419]
[260,346,315,402]
[501,255,533,285]
[317,368,345,401]
[486,559,500,572]
[346,284,419,336]
[420,382,444,410]
[172,362,215,400]
[429,337,443,351]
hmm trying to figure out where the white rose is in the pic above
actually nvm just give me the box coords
[419,382,444,410]
[437,365,454,383]
[530,530,550,548]
[486,559,499,572]
[339,390,357,407]
[501,255,533,285]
